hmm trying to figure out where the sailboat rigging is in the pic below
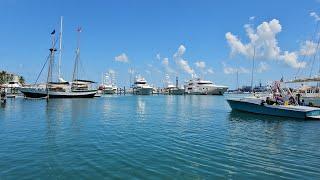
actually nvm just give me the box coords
[18,18,97,98]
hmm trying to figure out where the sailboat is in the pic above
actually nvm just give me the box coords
[19,18,97,98]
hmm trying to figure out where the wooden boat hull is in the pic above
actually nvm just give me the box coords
[227,99,320,119]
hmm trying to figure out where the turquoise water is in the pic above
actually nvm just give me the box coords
[1,95,320,179]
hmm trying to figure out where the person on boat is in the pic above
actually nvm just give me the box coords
[266,97,277,105]
[274,93,284,105]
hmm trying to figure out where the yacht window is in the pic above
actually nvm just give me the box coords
[135,82,146,84]
[198,82,213,85]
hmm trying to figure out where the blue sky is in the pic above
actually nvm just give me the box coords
[1,0,320,88]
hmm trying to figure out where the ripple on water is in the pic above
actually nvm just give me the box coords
[1,96,320,179]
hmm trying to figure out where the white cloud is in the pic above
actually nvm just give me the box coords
[310,12,320,21]
[207,68,214,74]
[256,62,268,73]
[156,53,161,60]
[173,45,195,75]
[195,61,206,69]
[249,16,255,21]
[162,58,169,66]
[222,62,249,74]
[115,53,129,63]
[300,40,317,56]
[225,19,306,69]
[161,57,175,74]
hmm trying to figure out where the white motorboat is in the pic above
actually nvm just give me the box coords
[98,72,117,94]
[227,96,320,120]
[227,81,320,120]
[185,78,228,95]
[132,76,153,95]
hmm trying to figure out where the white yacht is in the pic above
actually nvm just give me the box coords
[132,76,153,95]
[98,73,117,94]
[162,75,185,95]
[185,78,228,95]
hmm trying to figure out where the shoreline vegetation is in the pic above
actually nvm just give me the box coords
[0,70,25,85]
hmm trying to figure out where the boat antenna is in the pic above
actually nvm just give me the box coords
[58,16,63,80]
[250,46,256,93]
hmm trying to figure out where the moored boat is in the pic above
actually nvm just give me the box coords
[227,97,320,119]
[185,78,228,95]
[227,81,320,120]
[19,19,96,99]
[132,76,153,95]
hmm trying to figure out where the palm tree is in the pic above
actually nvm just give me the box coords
[0,71,7,84]
[19,76,25,85]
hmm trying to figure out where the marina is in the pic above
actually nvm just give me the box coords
[2,0,320,179]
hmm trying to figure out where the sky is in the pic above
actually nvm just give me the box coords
[1,0,320,89]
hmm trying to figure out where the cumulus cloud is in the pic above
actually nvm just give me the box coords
[161,57,175,74]
[300,40,317,56]
[156,53,161,61]
[256,62,268,73]
[173,45,195,75]
[222,62,249,74]
[195,61,206,69]
[115,53,129,63]
[310,12,320,21]
[249,16,255,21]
[162,58,169,66]
[207,68,214,74]
[225,19,306,69]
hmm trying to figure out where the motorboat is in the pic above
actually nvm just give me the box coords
[132,76,153,95]
[98,72,117,94]
[227,81,320,120]
[227,96,320,119]
[185,78,228,95]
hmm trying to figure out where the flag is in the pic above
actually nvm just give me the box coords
[51,29,55,35]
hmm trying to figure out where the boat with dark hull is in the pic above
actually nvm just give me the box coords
[20,84,96,98]
[19,19,97,99]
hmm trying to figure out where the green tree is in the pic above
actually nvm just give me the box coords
[19,76,25,85]
[0,71,7,84]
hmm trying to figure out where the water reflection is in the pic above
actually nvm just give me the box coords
[136,97,146,119]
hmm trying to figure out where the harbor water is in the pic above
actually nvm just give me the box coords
[1,95,320,179]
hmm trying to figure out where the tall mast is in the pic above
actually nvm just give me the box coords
[72,27,81,82]
[250,46,256,93]
[58,16,63,80]
[47,30,57,99]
